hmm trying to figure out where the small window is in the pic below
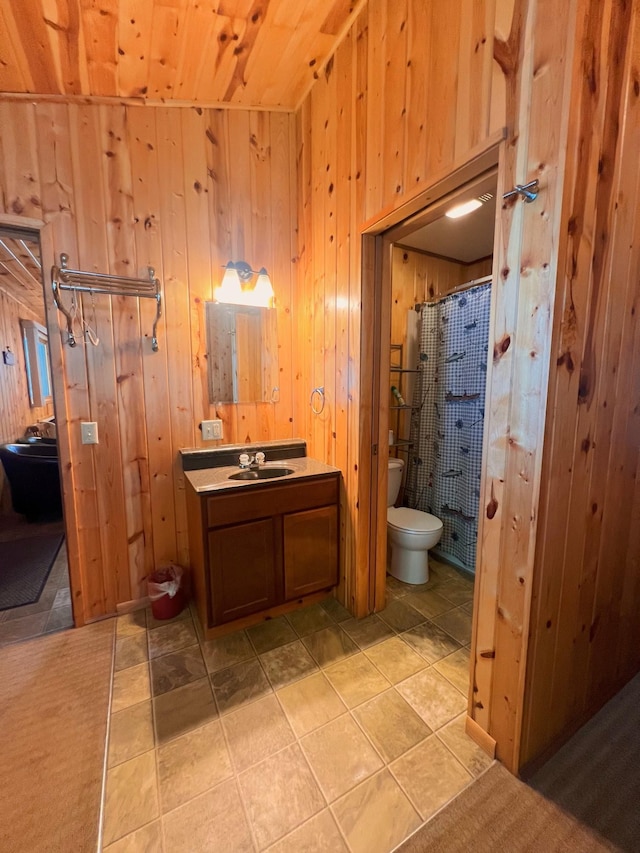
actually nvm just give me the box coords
[21,319,52,408]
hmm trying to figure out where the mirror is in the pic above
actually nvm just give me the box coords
[206,302,279,403]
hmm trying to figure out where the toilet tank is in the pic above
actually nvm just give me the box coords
[388,458,405,507]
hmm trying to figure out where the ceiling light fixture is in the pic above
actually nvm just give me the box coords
[445,198,483,220]
[214,261,274,308]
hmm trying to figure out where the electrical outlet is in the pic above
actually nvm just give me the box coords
[81,421,99,445]
[201,419,223,441]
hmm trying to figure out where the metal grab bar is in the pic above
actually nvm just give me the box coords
[310,386,325,415]
[51,253,162,351]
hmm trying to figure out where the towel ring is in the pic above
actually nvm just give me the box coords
[310,386,325,415]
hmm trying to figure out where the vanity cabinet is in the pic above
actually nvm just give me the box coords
[186,471,340,636]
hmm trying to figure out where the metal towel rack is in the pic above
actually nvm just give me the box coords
[51,253,162,351]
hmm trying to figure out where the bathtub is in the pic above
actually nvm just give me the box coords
[0,440,63,521]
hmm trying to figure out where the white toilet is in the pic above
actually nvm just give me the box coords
[387,458,443,584]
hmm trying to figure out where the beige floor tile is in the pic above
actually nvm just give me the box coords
[148,620,197,659]
[266,809,348,852]
[432,606,472,645]
[238,743,325,849]
[158,719,233,812]
[260,639,318,690]
[353,689,431,762]
[103,751,160,846]
[52,586,71,608]
[396,669,467,730]
[108,702,155,768]
[433,647,471,695]
[332,769,421,853]
[390,736,471,820]
[462,600,474,614]
[103,820,163,852]
[340,614,395,649]
[363,636,427,684]
[153,677,218,745]
[211,657,272,714]
[116,611,147,638]
[223,693,295,772]
[401,620,461,663]
[115,634,149,672]
[162,779,253,853]
[404,588,456,619]
[301,714,383,802]
[437,714,493,777]
[201,629,255,673]
[301,624,359,668]
[150,644,206,696]
[246,616,297,654]
[145,606,191,631]
[377,598,426,632]
[277,672,346,737]
[324,653,391,709]
[436,578,475,605]
[44,603,73,632]
[385,575,411,597]
[112,663,151,713]
[320,597,351,622]
[286,603,334,637]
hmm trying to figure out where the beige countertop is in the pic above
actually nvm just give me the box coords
[184,457,340,495]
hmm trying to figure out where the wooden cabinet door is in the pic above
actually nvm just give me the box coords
[208,517,282,623]
[283,505,338,600]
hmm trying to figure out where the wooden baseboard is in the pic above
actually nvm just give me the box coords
[201,591,333,640]
[465,714,497,759]
[115,596,150,616]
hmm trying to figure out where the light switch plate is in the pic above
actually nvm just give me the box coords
[201,419,223,441]
[81,421,99,445]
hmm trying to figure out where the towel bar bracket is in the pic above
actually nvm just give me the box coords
[52,253,162,352]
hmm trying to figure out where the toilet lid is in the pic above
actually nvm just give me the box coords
[387,507,443,533]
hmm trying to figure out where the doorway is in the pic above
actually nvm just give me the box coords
[0,226,73,642]
[362,149,502,699]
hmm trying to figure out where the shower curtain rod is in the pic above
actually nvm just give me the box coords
[414,274,492,310]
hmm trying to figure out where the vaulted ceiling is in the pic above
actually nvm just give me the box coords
[0,236,45,322]
[0,0,362,109]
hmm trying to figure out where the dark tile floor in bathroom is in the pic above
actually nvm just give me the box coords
[103,557,489,852]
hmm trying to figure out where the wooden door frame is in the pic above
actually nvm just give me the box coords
[360,134,504,619]
[0,213,84,628]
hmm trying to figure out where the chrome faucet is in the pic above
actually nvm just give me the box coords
[238,451,266,469]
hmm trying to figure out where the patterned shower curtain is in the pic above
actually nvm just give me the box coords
[404,281,491,573]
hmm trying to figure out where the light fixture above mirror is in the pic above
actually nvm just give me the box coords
[214,261,274,308]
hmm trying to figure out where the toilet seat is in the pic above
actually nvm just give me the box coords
[387,507,443,534]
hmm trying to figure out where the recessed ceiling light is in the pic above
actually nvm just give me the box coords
[445,198,483,219]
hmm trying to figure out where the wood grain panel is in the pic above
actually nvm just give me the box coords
[0,99,296,624]
[0,0,363,110]
[521,0,640,769]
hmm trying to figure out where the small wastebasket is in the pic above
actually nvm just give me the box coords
[148,564,185,621]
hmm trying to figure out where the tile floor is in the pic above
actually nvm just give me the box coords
[103,558,492,852]
[0,517,73,644]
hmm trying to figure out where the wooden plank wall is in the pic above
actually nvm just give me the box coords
[295,0,500,613]
[0,283,53,509]
[0,102,296,622]
[521,0,640,768]
[296,0,639,772]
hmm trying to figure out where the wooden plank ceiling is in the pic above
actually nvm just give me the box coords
[0,236,45,321]
[0,0,361,109]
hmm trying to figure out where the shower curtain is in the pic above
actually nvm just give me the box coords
[404,281,491,573]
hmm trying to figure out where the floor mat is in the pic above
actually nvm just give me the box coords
[0,533,64,610]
